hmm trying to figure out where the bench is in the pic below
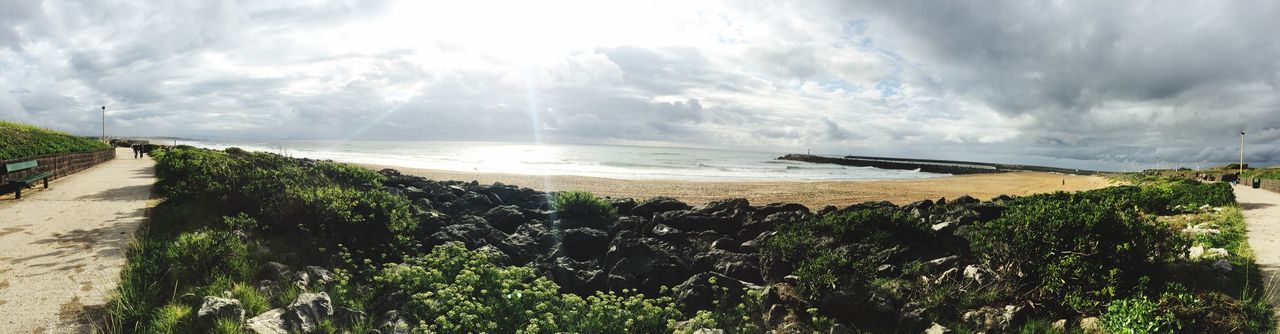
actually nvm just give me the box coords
[3,160,52,199]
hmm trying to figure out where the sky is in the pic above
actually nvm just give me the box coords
[2,0,1279,171]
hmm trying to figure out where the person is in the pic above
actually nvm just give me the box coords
[131,143,142,159]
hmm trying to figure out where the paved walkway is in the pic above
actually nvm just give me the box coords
[0,148,154,333]
[1236,184,1280,323]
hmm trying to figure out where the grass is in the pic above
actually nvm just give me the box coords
[0,121,111,160]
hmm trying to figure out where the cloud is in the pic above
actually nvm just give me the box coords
[0,0,1278,170]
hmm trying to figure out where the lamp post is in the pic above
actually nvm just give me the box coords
[101,106,106,143]
[1241,130,1246,175]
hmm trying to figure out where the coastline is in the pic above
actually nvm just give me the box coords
[357,163,1115,208]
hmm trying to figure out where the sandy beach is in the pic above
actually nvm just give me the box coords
[360,163,1115,208]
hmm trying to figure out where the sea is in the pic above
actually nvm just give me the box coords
[182,140,947,182]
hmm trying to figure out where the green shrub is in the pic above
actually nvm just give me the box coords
[147,302,193,334]
[1102,296,1180,334]
[761,208,928,300]
[164,230,254,285]
[375,243,681,333]
[222,213,259,230]
[232,282,271,316]
[970,197,1186,313]
[0,121,111,160]
[315,161,386,187]
[553,191,618,225]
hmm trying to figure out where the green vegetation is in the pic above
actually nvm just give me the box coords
[377,242,682,333]
[106,146,1274,333]
[1243,168,1280,180]
[552,191,618,226]
[0,121,111,160]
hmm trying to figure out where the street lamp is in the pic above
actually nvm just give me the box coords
[1241,130,1246,175]
[101,105,106,143]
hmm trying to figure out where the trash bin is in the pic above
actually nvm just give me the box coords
[1253,178,1262,189]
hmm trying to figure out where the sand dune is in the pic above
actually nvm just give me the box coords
[359,164,1115,209]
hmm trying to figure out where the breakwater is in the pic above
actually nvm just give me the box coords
[778,154,1101,175]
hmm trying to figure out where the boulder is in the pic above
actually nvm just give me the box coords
[924,322,952,334]
[609,198,638,216]
[197,296,244,330]
[258,262,291,281]
[246,308,288,334]
[696,198,752,219]
[604,237,692,295]
[548,256,604,294]
[655,210,738,234]
[695,250,763,284]
[428,220,505,248]
[333,306,366,329]
[284,292,334,333]
[1212,259,1233,272]
[483,205,527,233]
[303,266,334,288]
[1080,316,1103,333]
[961,304,1025,332]
[632,197,693,218]
[963,265,988,284]
[673,272,761,314]
[374,310,410,334]
[562,228,610,261]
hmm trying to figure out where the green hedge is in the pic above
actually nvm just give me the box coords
[0,121,111,160]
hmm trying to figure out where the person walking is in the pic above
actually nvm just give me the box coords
[131,143,141,159]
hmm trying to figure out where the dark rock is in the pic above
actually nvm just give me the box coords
[632,197,693,218]
[258,262,291,281]
[695,250,763,284]
[428,218,505,248]
[673,272,762,314]
[483,205,527,233]
[333,306,366,329]
[902,199,935,217]
[756,203,809,218]
[952,195,980,205]
[370,291,408,314]
[562,228,610,261]
[604,237,692,295]
[816,205,838,216]
[476,245,511,265]
[655,210,738,234]
[711,237,737,252]
[197,296,244,330]
[548,256,604,294]
[374,310,410,334]
[610,198,638,216]
[412,198,434,211]
[652,223,684,238]
[972,203,1004,222]
[303,266,334,288]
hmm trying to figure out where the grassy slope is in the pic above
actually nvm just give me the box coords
[0,121,111,161]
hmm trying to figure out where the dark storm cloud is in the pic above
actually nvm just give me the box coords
[2,0,1279,170]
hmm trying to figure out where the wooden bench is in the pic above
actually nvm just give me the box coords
[3,160,52,199]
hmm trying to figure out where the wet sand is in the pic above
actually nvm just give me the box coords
[360,164,1115,208]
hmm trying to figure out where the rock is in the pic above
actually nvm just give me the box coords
[562,228,610,261]
[1212,259,1233,272]
[924,322,952,334]
[1052,319,1067,332]
[739,239,759,253]
[695,250,763,283]
[610,198,638,216]
[1080,316,1103,333]
[961,304,1025,332]
[693,329,726,334]
[963,265,987,284]
[632,197,693,218]
[711,238,738,252]
[922,255,959,272]
[930,221,954,232]
[290,270,311,289]
[246,308,288,334]
[604,237,692,295]
[655,210,737,234]
[197,296,245,330]
[696,198,752,218]
[284,292,334,333]
[476,245,511,265]
[258,262,291,281]
[428,220,504,248]
[902,200,934,217]
[674,272,762,314]
[374,310,410,334]
[934,267,961,285]
[304,266,335,288]
[756,203,809,218]
[1188,245,1205,259]
[548,256,604,293]
[483,205,527,233]
[952,195,979,205]
[333,306,366,328]
[1204,248,1229,260]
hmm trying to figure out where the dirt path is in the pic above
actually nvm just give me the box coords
[0,148,154,333]
[1234,184,1280,322]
